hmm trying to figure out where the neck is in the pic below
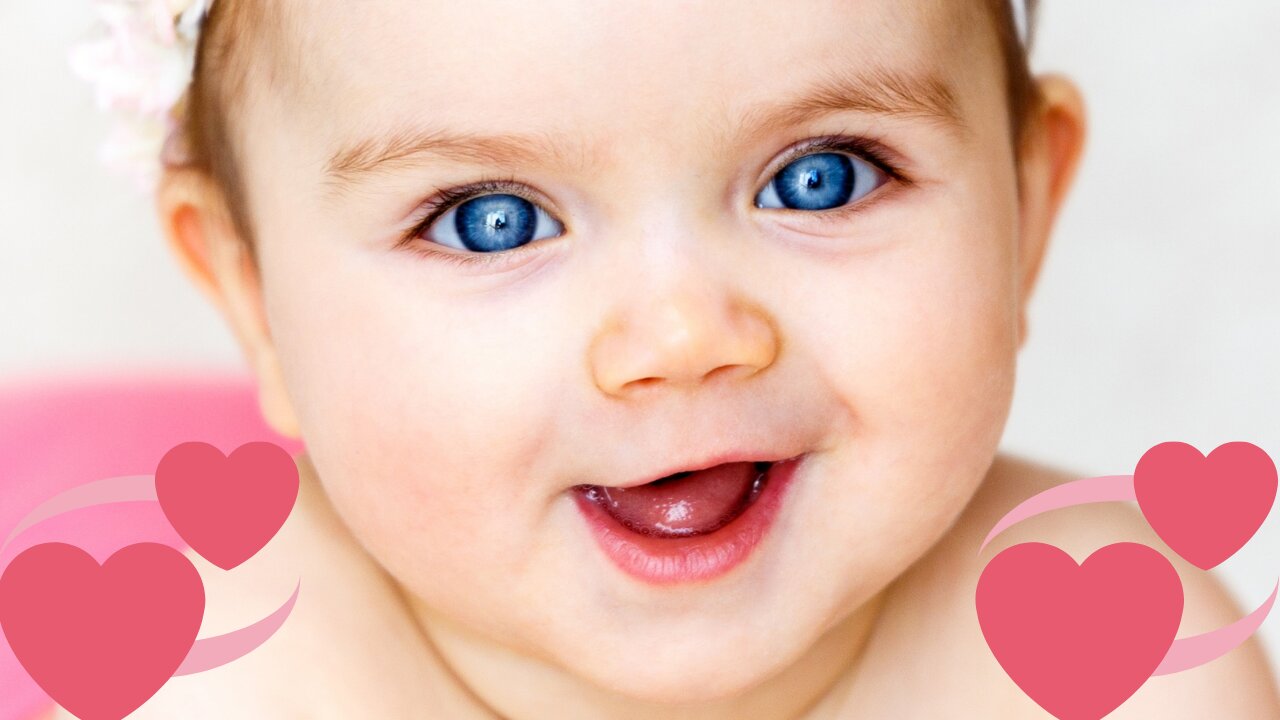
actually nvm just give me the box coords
[403,588,887,720]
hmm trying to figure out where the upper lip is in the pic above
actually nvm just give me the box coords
[597,448,804,490]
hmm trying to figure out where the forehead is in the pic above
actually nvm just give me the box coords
[251,0,998,176]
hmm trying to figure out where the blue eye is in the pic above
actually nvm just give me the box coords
[754,151,889,212]
[422,192,564,254]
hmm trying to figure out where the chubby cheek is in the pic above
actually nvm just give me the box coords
[790,221,1017,591]
[258,239,572,614]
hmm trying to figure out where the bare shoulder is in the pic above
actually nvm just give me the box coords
[46,454,459,718]
[885,451,1280,718]
[849,452,1279,717]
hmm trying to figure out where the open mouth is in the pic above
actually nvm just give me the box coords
[574,460,773,538]
[570,455,805,585]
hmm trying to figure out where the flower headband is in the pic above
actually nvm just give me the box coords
[70,0,216,191]
[70,0,1029,192]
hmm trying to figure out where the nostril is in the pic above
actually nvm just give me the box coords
[618,364,753,394]
[705,364,754,383]
[624,377,663,392]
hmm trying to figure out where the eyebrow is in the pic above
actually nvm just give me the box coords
[323,63,962,188]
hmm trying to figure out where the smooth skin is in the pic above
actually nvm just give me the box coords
[46,1,1280,717]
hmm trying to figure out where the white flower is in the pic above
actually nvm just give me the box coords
[69,0,215,191]
[100,113,170,191]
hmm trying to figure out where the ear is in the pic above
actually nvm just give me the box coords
[1014,73,1088,350]
[156,168,302,439]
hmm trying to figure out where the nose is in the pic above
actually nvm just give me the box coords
[590,279,780,397]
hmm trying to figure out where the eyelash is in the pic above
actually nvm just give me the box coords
[765,135,907,226]
[397,175,542,268]
[397,134,906,267]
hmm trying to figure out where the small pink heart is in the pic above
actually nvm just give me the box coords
[1134,441,1277,570]
[0,542,205,720]
[155,441,300,570]
[976,542,1183,720]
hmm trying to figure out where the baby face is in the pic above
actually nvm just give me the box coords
[230,0,1029,702]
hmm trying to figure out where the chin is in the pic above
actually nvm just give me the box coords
[552,618,803,705]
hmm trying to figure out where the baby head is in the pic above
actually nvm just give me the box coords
[156,0,1085,709]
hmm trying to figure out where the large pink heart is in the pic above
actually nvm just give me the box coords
[1134,441,1277,570]
[976,542,1183,720]
[155,441,299,570]
[0,542,205,720]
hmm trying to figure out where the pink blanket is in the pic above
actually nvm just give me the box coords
[0,372,304,720]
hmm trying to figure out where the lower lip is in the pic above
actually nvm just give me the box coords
[570,455,805,586]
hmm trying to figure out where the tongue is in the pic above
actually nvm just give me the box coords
[594,461,764,537]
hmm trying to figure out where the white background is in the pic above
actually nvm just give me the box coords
[2,0,1278,685]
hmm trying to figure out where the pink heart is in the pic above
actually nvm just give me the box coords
[1134,441,1277,570]
[0,542,205,720]
[155,441,300,570]
[976,542,1183,720]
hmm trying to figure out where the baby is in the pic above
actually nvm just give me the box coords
[53,0,1280,717]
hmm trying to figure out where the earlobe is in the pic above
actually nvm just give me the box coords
[255,346,303,439]
[1015,73,1089,350]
